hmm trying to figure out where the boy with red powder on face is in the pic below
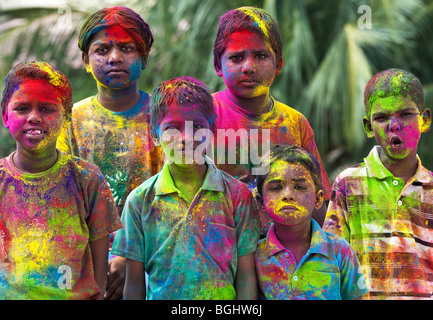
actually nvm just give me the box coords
[324,69,433,299]
[0,61,121,299]
[212,7,331,232]
[57,7,163,299]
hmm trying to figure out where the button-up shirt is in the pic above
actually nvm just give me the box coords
[255,219,366,300]
[112,157,260,300]
[324,146,433,299]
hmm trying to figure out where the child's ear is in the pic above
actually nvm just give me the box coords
[1,109,9,128]
[420,108,432,133]
[275,58,284,75]
[82,53,91,73]
[314,190,324,210]
[255,193,266,213]
[142,55,149,70]
[363,116,375,138]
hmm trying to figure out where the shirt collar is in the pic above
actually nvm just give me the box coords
[365,146,433,185]
[154,156,224,196]
[263,219,331,259]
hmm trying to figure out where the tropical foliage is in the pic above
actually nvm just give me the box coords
[1,0,433,180]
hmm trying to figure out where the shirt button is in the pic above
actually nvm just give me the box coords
[293,276,298,281]
[187,214,192,220]
[397,200,403,206]
[393,180,399,186]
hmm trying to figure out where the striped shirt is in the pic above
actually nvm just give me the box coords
[323,146,433,299]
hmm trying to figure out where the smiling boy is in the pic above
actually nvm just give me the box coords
[323,68,433,299]
[0,61,121,299]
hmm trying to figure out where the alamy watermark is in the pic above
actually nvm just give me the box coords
[358,5,372,29]
[160,121,271,175]
[57,264,72,289]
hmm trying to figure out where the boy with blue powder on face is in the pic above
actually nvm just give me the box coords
[57,6,163,299]
[324,68,433,299]
[254,144,366,300]
[112,77,260,299]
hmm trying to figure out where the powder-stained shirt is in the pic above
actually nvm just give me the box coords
[57,91,163,214]
[255,220,366,300]
[112,157,260,300]
[0,151,122,300]
[323,146,433,299]
[212,90,331,231]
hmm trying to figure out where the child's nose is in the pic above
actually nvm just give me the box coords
[388,116,401,131]
[281,187,294,201]
[241,56,257,73]
[27,110,42,123]
[108,47,123,64]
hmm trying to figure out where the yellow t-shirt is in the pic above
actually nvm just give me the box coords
[57,91,163,214]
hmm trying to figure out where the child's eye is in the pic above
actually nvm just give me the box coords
[122,46,135,52]
[294,185,307,191]
[267,184,282,192]
[256,53,267,59]
[229,55,243,62]
[95,47,109,54]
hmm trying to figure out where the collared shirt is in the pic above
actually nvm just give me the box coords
[255,219,366,300]
[57,91,163,214]
[112,157,260,300]
[324,146,433,299]
[0,151,121,300]
[212,90,331,233]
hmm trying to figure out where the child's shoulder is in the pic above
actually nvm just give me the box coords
[72,96,94,111]
[334,162,368,181]
[59,151,103,178]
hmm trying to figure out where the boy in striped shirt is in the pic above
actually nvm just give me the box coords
[323,68,433,299]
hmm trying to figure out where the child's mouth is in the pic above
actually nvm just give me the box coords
[24,129,46,136]
[390,136,403,149]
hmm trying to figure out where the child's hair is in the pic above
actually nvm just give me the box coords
[364,68,425,117]
[78,6,153,58]
[213,6,282,73]
[1,61,73,118]
[149,76,216,140]
[255,144,322,196]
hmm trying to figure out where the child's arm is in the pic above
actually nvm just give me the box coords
[90,235,109,300]
[124,259,146,299]
[235,252,257,300]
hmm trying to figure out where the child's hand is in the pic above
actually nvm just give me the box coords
[105,256,127,300]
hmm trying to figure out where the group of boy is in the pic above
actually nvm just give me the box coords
[0,5,431,300]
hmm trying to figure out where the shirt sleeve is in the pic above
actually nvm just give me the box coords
[298,115,332,201]
[338,238,368,300]
[86,166,122,241]
[111,191,146,263]
[323,175,351,241]
[233,184,261,256]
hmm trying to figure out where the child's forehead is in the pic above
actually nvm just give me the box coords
[12,79,61,102]
[266,160,313,179]
[370,95,420,113]
[91,25,135,44]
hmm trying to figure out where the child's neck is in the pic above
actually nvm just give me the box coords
[13,147,58,174]
[168,163,208,203]
[274,220,312,264]
[379,149,419,182]
[97,84,141,112]
[225,89,273,115]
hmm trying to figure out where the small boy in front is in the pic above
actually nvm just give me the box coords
[112,77,260,300]
[0,61,121,299]
[323,68,433,299]
[254,144,366,300]
[212,6,331,229]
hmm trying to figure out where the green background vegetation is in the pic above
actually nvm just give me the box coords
[1,0,433,181]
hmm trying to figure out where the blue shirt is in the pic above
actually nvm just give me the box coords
[255,219,367,300]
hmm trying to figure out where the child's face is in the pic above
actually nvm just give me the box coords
[363,96,431,161]
[153,103,213,167]
[216,30,281,100]
[2,79,65,152]
[84,25,145,89]
[260,160,323,227]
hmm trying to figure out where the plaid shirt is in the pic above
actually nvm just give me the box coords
[324,146,433,299]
